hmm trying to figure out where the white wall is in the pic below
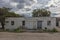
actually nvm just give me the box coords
[59,21,60,27]
[4,17,56,30]
[5,17,25,30]
[32,17,56,30]
[25,19,37,29]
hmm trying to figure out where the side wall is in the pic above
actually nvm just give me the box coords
[25,19,37,29]
[5,18,25,30]
[32,17,56,30]
[59,21,60,27]
[4,17,56,30]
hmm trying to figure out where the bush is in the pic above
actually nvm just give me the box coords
[51,28,58,32]
[43,28,58,32]
[14,28,21,32]
[13,28,25,33]
[5,29,14,32]
[45,27,47,30]
[6,29,10,31]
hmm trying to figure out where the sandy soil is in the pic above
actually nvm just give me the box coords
[0,32,60,40]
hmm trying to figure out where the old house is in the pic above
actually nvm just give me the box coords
[0,17,56,30]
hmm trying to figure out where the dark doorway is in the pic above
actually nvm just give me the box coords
[37,21,42,29]
[22,21,25,26]
[22,21,25,29]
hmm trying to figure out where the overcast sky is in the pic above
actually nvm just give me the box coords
[0,0,60,17]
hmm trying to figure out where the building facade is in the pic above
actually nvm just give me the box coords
[2,17,56,30]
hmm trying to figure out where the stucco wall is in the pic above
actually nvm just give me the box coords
[25,19,37,29]
[5,18,25,29]
[59,21,60,27]
[30,17,56,29]
[4,17,56,30]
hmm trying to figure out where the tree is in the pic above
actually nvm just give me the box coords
[5,12,22,17]
[32,9,51,17]
[0,7,10,30]
[0,7,22,30]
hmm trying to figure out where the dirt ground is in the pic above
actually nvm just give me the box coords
[0,32,60,40]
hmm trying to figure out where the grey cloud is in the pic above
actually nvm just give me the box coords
[25,0,36,5]
[11,0,37,9]
[0,0,37,9]
[0,0,36,12]
[25,8,31,11]
[12,0,25,3]
[0,0,11,8]
[0,0,60,17]
[37,0,51,6]
[17,3,24,9]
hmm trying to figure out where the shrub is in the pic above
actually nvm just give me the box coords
[51,28,58,32]
[6,29,10,31]
[5,29,14,32]
[13,28,25,33]
[43,27,47,32]
[43,28,58,32]
[45,27,47,30]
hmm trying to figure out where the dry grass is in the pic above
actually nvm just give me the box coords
[0,32,60,40]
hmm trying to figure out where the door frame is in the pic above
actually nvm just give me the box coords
[37,21,42,29]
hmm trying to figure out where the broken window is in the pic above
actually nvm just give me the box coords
[22,21,25,26]
[11,21,14,25]
[47,21,51,26]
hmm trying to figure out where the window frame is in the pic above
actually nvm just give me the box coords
[22,21,25,26]
[11,21,14,25]
[47,21,51,26]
